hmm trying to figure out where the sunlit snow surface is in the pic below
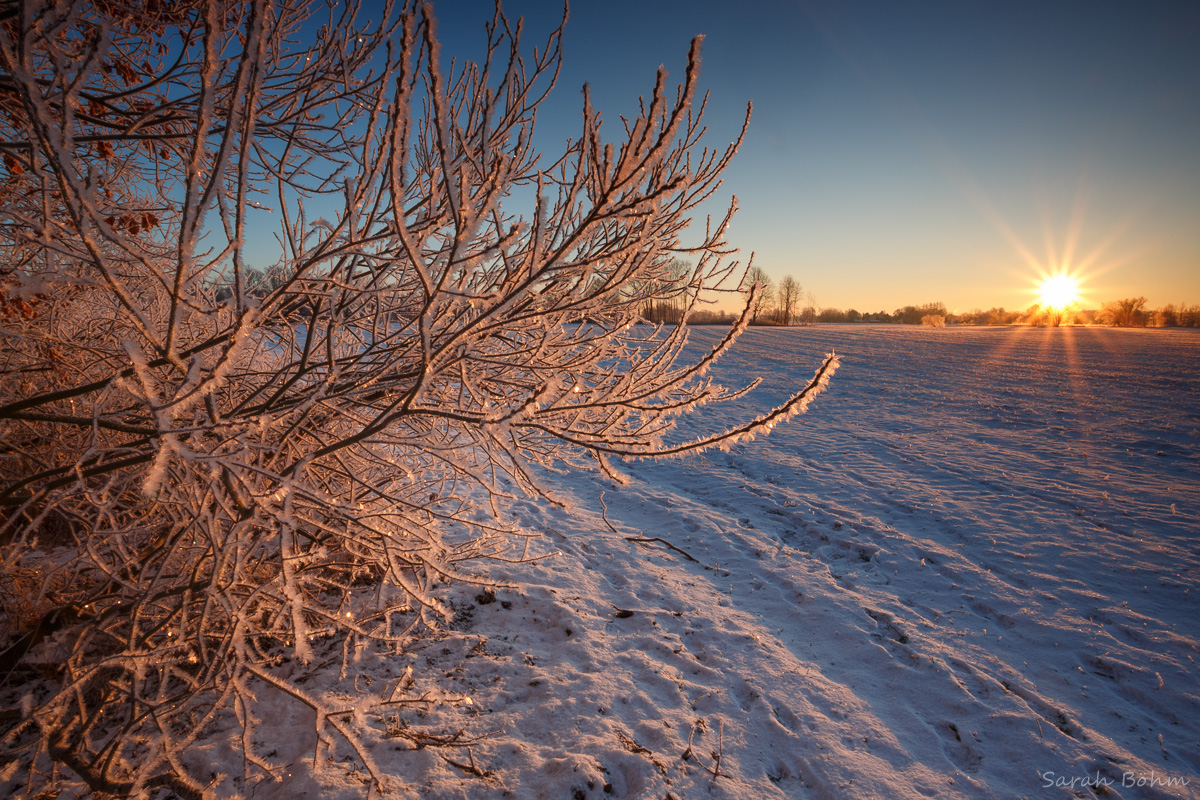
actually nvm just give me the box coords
[219,327,1200,798]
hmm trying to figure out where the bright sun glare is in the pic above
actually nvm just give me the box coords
[1037,274,1080,310]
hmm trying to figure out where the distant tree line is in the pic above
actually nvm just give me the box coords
[1083,297,1200,328]
[1140,302,1200,327]
[956,297,1200,328]
[822,302,948,325]
[625,259,743,326]
[637,259,694,324]
[743,267,817,325]
[768,297,1200,328]
[638,270,1199,329]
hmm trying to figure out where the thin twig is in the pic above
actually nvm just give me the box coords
[625,536,700,563]
[681,718,724,780]
[601,491,702,563]
[442,751,488,778]
[712,719,725,779]
[598,490,620,535]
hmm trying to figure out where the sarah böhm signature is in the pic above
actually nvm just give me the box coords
[1041,770,1191,791]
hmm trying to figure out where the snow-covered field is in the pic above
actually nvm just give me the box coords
[121,326,1200,798]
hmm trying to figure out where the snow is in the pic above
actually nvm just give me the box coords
[17,324,1200,799]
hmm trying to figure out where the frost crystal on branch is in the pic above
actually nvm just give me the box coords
[0,0,836,794]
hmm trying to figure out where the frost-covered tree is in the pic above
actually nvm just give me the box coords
[0,0,837,794]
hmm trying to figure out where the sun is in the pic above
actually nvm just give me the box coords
[1036,273,1080,310]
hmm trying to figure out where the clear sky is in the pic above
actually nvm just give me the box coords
[429,0,1200,314]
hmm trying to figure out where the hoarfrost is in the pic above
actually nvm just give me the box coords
[0,1,834,796]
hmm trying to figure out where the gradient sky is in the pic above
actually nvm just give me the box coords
[423,1,1200,313]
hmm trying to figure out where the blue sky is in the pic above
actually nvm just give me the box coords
[407,1,1200,312]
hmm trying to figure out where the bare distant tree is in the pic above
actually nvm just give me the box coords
[1100,297,1149,327]
[1152,303,1200,327]
[800,290,818,324]
[743,266,774,323]
[641,258,694,323]
[777,275,799,325]
[0,0,838,795]
[1152,305,1180,327]
[1025,302,1076,327]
